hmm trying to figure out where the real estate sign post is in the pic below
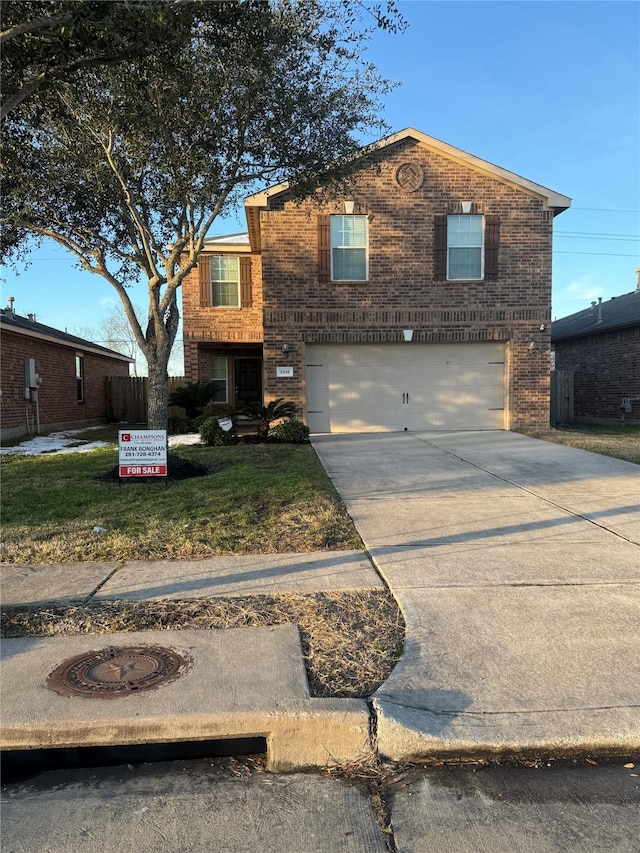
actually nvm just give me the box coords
[118,430,167,478]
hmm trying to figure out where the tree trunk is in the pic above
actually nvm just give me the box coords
[147,355,169,430]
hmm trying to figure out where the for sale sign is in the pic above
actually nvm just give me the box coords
[118,430,167,478]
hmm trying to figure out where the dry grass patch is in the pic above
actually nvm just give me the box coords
[516,424,640,465]
[1,589,405,699]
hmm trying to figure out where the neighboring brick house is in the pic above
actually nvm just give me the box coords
[1,306,132,440]
[182,128,571,432]
[551,286,640,424]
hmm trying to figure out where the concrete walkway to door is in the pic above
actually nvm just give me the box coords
[311,431,640,761]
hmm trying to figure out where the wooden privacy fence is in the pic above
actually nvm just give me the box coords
[105,376,186,424]
[550,370,574,425]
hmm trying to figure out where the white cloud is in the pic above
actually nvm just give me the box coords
[562,274,601,303]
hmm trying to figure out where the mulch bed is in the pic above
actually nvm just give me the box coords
[96,453,218,483]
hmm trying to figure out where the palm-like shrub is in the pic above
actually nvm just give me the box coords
[168,381,217,419]
[236,398,297,438]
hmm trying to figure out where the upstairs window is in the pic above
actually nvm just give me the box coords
[199,255,252,308]
[447,215,484,280]
[211,257,240,307]
[330,215,368,281]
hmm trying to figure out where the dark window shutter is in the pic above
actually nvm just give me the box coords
[199,257,211,307]
[318,214,331,283]
[240,256,252,307]
[434,215,447,279]
[485,216,499,281]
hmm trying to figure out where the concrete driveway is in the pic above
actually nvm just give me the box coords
[312,431,640,760]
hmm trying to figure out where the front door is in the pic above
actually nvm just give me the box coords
[235,358,262,403]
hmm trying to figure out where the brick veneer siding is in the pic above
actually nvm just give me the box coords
[260,138,554,428]
[181,252,263,382]
[1,329,130,439]
[554,325,640,422]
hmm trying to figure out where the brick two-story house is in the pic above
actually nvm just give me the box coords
[182,128,571,432]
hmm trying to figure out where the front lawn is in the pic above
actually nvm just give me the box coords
[1,442,363,564]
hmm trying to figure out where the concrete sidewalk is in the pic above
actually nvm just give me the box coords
[1,550,382,608]
[312,431,640,761]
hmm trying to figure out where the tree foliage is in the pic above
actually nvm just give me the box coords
[2,0,404,428]
[1,0,190,120]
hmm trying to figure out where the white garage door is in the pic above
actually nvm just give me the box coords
[306,343,506,433]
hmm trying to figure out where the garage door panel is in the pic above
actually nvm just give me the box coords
[306,344,505,433]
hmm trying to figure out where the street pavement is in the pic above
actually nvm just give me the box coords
[2,756,639,852]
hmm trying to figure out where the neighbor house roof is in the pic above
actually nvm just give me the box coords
[243,127,572,251]
[552,290,640,342]
[0,309,133,363]
[202,232,251,252]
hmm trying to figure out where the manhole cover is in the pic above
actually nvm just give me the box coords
[46,645,193,699]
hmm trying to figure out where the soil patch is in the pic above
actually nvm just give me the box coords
[96,453,220,483]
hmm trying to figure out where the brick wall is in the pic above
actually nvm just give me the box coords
[1,329,130,439]
[260,138,554,428]
[554,326,640,422]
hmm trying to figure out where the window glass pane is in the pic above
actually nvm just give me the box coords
[332,248,367,281]
[75,354,84,401]
[448,215,482,247]
[211,257,240,306]
[449,247,482,280]
[211,257,239,280]
[210,357,227,402]
[447,215,483,280]
[330,215,367,280]
[213,281,240,306]
[331,215,367,248]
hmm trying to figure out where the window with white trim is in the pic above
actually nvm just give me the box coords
[211,257,240,307]
[330,215,368,281]
[209,356,228,402]
[447,215,484,281]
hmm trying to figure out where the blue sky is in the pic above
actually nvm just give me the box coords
[2,0,639,365]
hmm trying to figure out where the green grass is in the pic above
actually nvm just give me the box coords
[516,423,640,465]
[1,443,363,564]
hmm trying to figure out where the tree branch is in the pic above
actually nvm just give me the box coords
[0,12,71,44]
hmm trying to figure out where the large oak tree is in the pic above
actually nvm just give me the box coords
[2,0,403,427]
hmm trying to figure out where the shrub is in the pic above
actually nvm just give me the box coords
[167,414,192,435]
[236,398,297,438]
[193,404,237,431]
[168,381,218,418]
[199,416,237,446]
[269,418,310,444]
